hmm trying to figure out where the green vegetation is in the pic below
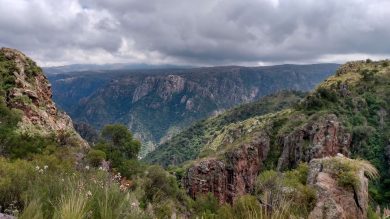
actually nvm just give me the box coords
[2,49,390,218]
[171,60,390,206]
[145,91,306,166]
[95,124,141,168]
[254,163,316,218]
[50,64,338,156]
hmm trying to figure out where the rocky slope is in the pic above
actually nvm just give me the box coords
[144,91,306,166]
[0,48,87,147]
[47,64,338,156]
[180,60,390,207]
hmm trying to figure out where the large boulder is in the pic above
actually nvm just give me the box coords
[307,156,376,219]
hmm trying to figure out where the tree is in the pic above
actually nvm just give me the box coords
[96,124,141,168]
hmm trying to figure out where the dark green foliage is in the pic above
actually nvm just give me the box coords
[361,69,375,81]
[192,193,219,216]
[117,159,143,178]
[338,171,359,188]
[96,124,140,168]
[86,149,106,167]
[143,165,180,201]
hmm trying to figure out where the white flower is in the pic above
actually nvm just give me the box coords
[98,166,103,170]
[39,169,44,174]
[85,165,90,170]
[35,166,40,171]
[86,190,92,197]
[43,165,48,170]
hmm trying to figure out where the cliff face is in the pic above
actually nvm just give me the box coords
[183,113,352,203]
[0,48,87,147]
[277,114,351,170]
[183,132,270,204]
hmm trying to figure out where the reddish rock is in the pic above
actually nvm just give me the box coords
[0,48,88,147]
[277,114,351,170]
[183,114,353,204]
[307,157,369,219]
[183,133,270,203]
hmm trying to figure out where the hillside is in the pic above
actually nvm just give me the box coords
[0,48,386,218]
[179,60,390,206]
[47,64,338,156]
[144,90,306,166]
[0,48,87,153]
[0,48,194,218]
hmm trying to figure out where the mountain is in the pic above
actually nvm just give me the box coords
[47,64,339,156]
[0,48,386,218]
[43,63,190,74]
[144,90,306,166]
[0,48,87,149]
[173,60,390,208]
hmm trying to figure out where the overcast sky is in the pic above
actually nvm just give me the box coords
[1,0,390,67]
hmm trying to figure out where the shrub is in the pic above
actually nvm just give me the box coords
[86,149,106,167]
[0,158,37,212]
[193,193,219,216]
[96,124,141,170]
[254,163,316,218]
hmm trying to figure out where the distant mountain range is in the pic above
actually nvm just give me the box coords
[43,63,191,74]
[46,63,339,157]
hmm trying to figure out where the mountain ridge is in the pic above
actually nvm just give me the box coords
[48,64,339,156]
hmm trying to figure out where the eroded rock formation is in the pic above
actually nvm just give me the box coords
[0,48,88,147]
[277,114,351,170]
[307,157,369,219]
[183,114,353,204]
[183,132,270,203]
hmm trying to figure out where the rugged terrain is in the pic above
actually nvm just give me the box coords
[0,48,386,218]
[47,64,338,156]
[172,60,390,210]
[144,90,306,166]
[0,48,87,148]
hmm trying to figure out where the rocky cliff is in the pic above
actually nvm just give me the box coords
[277,114,351,170]
[183,113,352,204]
[183,132,270,204]
[182,60,390,207]
[0,48,87,147]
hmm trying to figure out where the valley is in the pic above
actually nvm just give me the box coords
[46,64,338,157]
[0,48,388,218]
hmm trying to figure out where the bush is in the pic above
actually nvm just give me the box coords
[86,149,106,167]
[338,171,359,188]
[193,193,219,216]
[96,124,141,170]
[254,163,316,218]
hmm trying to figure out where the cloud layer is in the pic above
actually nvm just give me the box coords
[1,0,390,66]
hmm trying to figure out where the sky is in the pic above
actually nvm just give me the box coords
[1,0,390,67]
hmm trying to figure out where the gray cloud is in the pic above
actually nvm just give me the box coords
[1,0,390,66]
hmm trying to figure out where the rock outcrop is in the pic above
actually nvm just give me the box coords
[0,48,88,147]
[277,114,351,170]
[183,114,353,204]
[183,132,270,203]
[307,156,370,219]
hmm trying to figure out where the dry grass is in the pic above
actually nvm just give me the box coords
[322,156,379,180]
